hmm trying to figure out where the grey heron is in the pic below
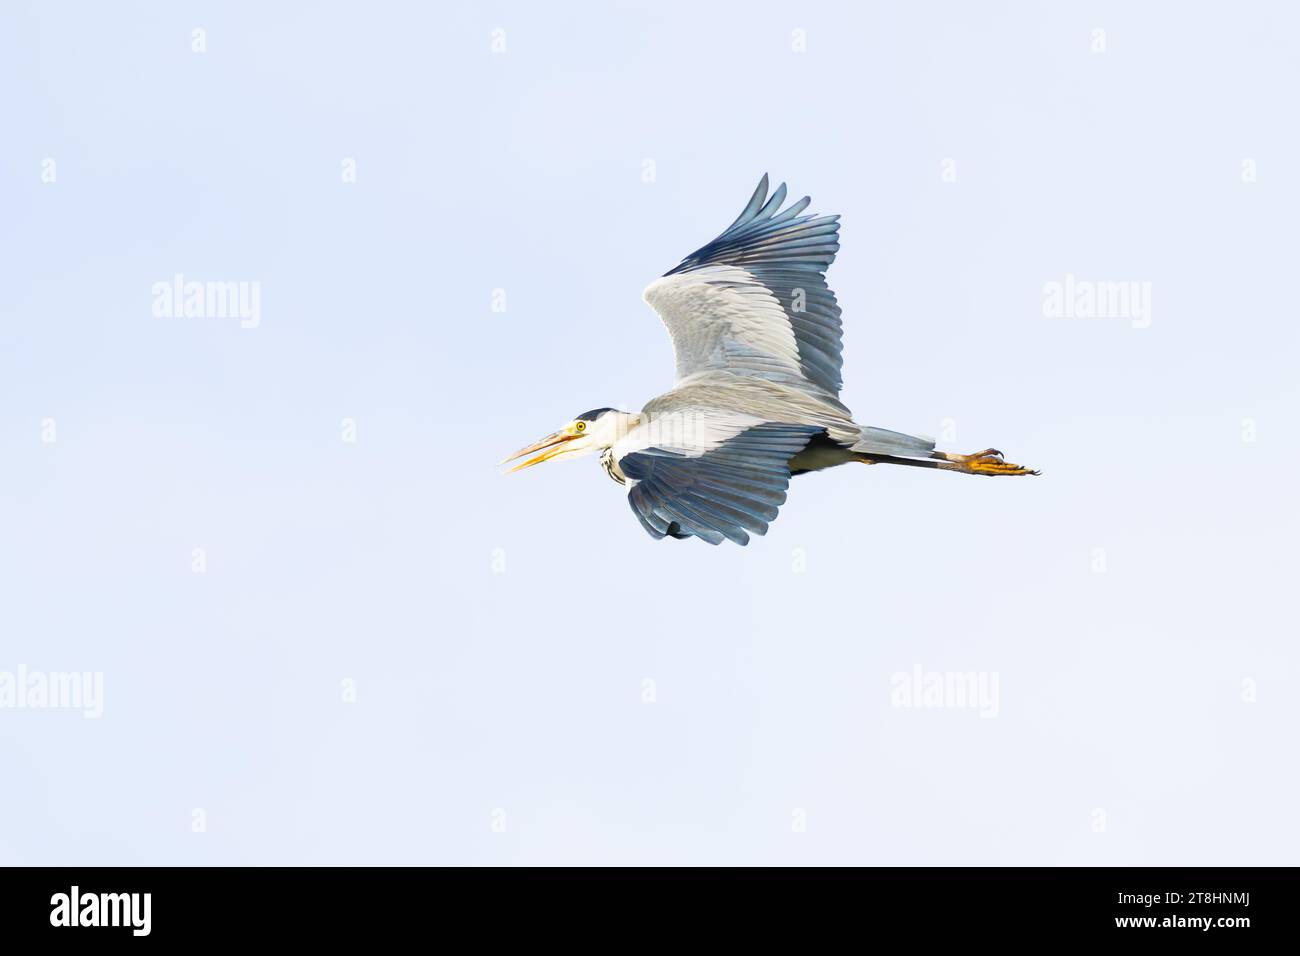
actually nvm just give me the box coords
[503,174,1039,546]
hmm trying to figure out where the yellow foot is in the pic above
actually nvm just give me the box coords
[938,448,1041,477]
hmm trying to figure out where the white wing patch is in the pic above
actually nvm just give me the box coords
[611,406,765,474]
[643,266,803,386]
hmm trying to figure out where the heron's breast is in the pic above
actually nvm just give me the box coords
[600,447,627,485]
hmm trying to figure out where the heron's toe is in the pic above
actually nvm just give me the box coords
[966,453,1039,477]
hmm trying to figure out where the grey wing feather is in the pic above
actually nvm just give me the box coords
[619,423,822,546]
[655,174,846,398]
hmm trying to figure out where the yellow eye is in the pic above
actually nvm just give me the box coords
[575,421,586,432]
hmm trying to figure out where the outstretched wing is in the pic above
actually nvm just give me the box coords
[615,416,823,546]
[643,174,845,402]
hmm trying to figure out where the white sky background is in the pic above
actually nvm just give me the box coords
[1,1,1296,864]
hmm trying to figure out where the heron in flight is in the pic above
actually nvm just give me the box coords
[503,175,1038,546]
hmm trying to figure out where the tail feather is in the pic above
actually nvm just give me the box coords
[851,426,936,459]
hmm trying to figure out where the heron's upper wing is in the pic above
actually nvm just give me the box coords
[643,174,845,402]
[614,412,822,546]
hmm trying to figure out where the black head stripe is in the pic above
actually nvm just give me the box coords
[575,407,614,422]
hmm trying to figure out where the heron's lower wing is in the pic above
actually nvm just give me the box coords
[618,422,823,546]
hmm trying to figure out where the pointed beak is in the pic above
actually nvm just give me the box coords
[500,429,579,472]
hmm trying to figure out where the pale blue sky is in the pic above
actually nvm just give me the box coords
[1,1,1297,864]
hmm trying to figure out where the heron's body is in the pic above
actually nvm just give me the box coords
[504,175,1038,545]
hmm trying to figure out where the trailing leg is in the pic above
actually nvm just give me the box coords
[856,448,1040,477]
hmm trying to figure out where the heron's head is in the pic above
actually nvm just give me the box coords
[501,407,634,472]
